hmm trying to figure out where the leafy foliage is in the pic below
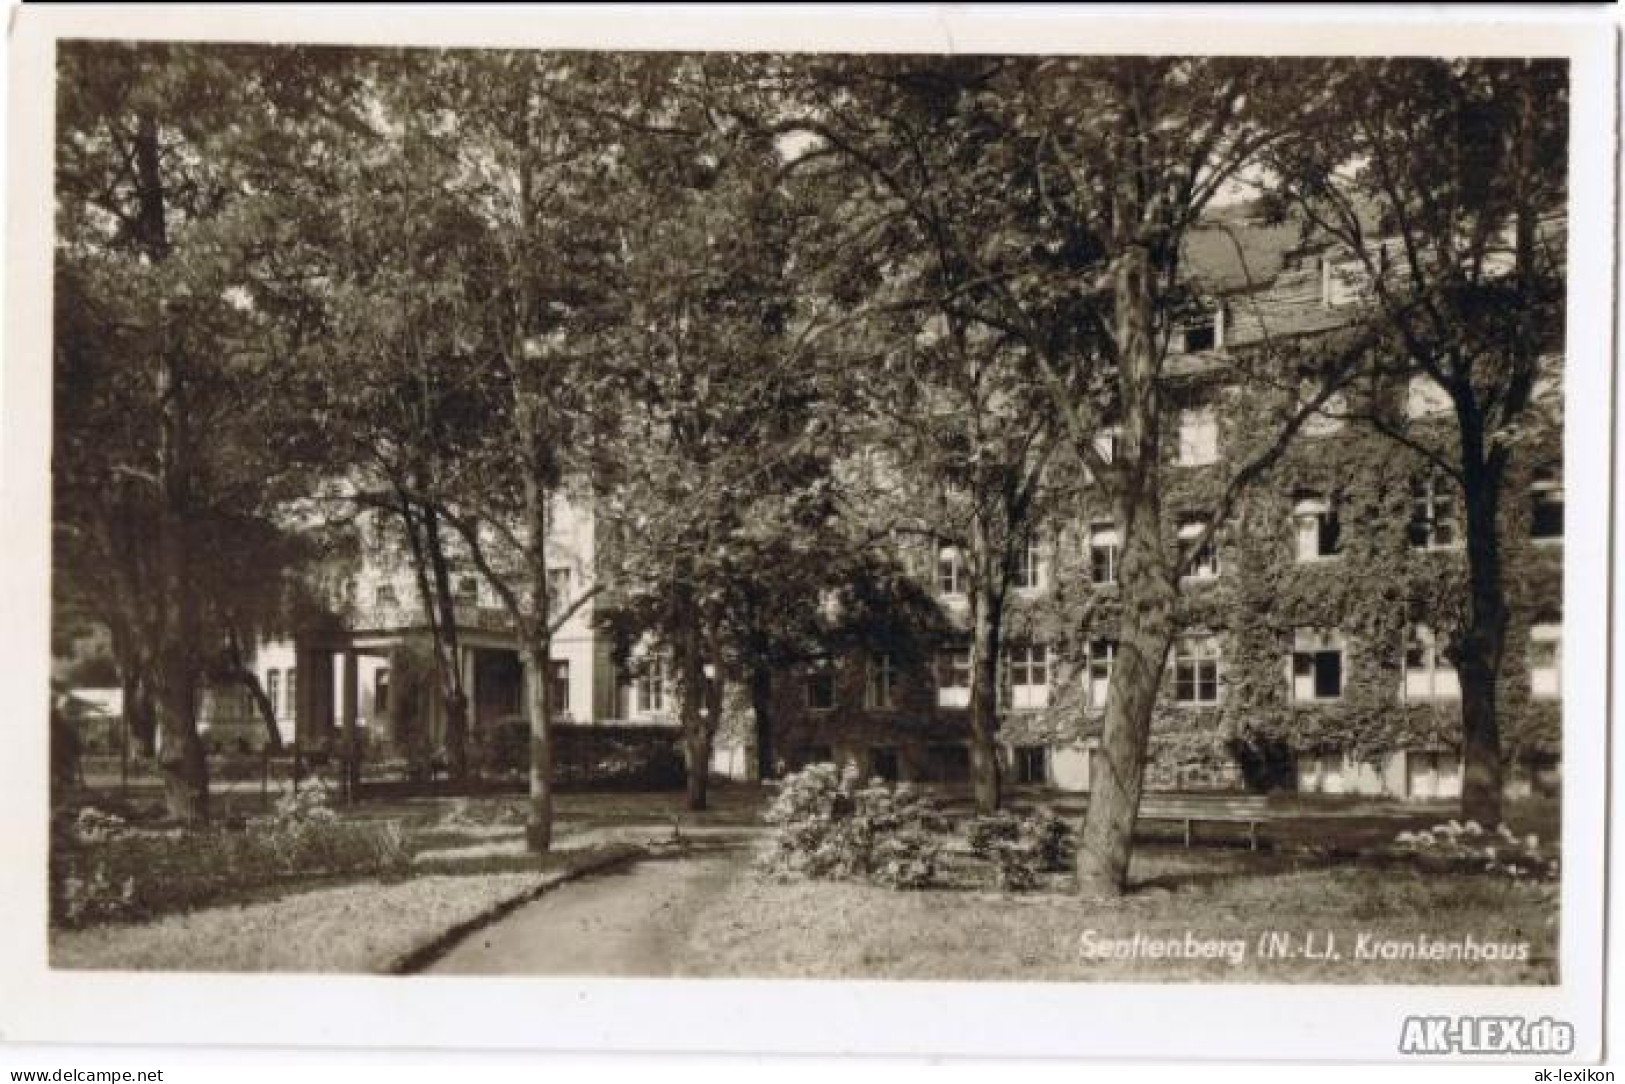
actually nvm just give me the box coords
[1393,820,1558,882]
[964,808,1076,891]
[761,763,949,888]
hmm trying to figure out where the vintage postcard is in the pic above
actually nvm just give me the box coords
[1,4,1614,1065]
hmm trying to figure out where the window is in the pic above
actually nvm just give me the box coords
[1409,477,1460,550]
[1531,467,1564,542]
[866,653,897,710]
[936,546,967,597]
[374,669,391,716]
[1291,627,1345,702]
[1178,515,1218,579]
[1177,407,1219,466]
[1324,254,1373,307]
[1292,494,1342,562]
[1085,427,1120,482]
[1094,427,1120,465]
[1088,522,1119,585]
[549,660,571,718]
[1087,639,1116,708]
[455,576,479,605]
[1174,635,1222,705]
[806,667,836,712]
[285,668,296,719]
[869,746,900,782]
[1008,643,1049,710]
[816,588,842,623]
[375,583,398,608]
[1014,537,1045,591]
[1403,624,1458,702]
[937,649,970,709]
[636,661,666,714]
[1179,319,1217,354]
[1012,745,1049,786]
[266,670,281,718]
[1529,623,1561,699]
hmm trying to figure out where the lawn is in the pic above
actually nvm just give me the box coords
[675,845,1558,984]
[50,843,635,972]
[51,782,1560,982]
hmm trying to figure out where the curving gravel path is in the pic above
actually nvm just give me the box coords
[424,843,750,977]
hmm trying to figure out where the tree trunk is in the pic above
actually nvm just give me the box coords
[154,664,208,823]
[1456,445,1508,826]
[749,663,774,782]
[520,462,556,853]
[233,667,284,754]
[121,669,157,758]
[674,604,712,812]
[1076,508,1177,898]
[138,108,208,824]
[684,724,712,810]
[401,499,471,781]
[224,626,283,753]
[522,642,555,852]
[422,507,471,780]
[968,581,1004,814]
[1076,233,1177,899]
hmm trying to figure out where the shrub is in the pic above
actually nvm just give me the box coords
[1393,820,1559,882]
[472,717,531,778]
[51,787,410,927]
[871,828,942,890]
[1028,807,1076,871]
[964,807,1076,892]
[762,763,948,888]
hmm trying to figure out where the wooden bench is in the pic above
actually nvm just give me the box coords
[1136,794,1276,850]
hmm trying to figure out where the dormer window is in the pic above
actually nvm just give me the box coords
[1176,304,1223,354]
[1530,466,1564,542]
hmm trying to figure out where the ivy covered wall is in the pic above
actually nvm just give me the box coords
[755,366,1563,788]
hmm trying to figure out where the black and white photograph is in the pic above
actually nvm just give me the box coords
[1,4,1614,1067]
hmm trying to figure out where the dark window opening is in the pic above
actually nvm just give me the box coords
[807,670,836,711]
[1013,745,1048,785]
[869,746,899,782]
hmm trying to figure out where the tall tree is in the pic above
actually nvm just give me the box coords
[54,43,363,820]
[770,56,1362,894]
[391,50,626,851]
[1266,59,1568,825]
[294,54,501,782]
[590,58,848,810]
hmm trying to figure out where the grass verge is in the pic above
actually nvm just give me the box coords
[50,843,639,973]
[675,846,1557,984]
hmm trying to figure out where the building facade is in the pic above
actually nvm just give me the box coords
[751,219,1564,801]
[198,217,1564,802]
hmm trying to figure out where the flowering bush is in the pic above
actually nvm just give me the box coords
[762,763,948,888]
[964,808,1076,891]
[51,788,410,927]
[1393,820,1558,882]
